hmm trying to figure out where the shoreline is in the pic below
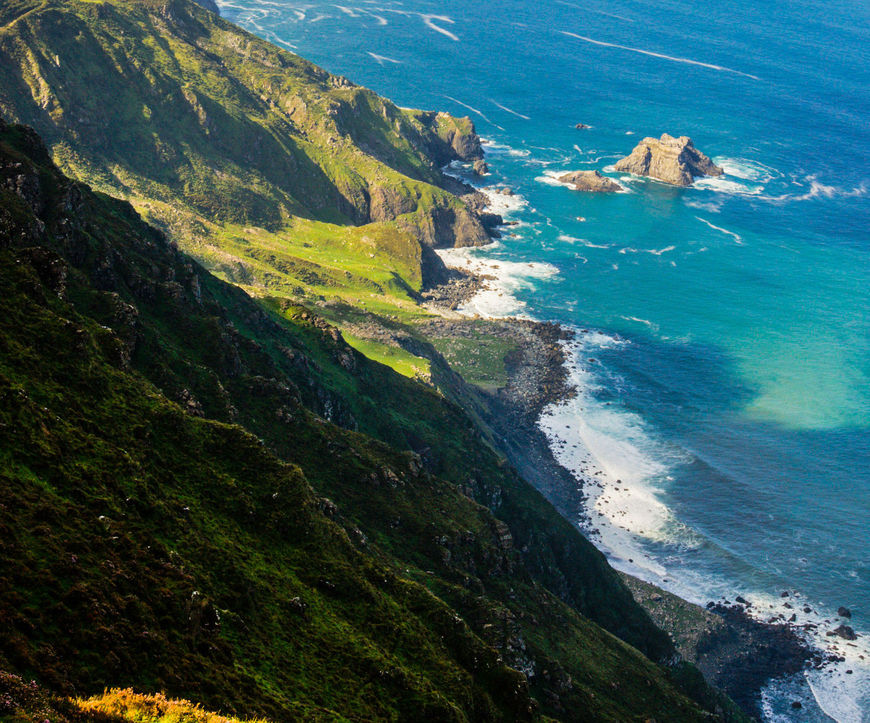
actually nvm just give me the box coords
[420,261,828,719]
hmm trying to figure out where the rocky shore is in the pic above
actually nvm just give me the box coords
[620,576,826,716]
[419,266,826,720]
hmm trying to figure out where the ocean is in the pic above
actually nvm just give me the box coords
[215,0,870,719]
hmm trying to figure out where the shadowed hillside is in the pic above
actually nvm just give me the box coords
[0,115,748,721]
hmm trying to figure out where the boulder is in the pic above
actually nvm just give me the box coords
[574,123,590,130]
[473,159,489,176]
[838,606,852,618]
[557,170,623,193]
[833,625,858,641]
[614,134,723,186]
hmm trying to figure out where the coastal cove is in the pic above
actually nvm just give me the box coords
[216,0,870,720]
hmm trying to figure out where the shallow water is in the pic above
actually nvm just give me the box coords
[217,0,870,718]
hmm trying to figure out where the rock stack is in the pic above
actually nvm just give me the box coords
[614,134,723,186]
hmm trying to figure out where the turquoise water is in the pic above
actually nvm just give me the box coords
[217,0,870,718]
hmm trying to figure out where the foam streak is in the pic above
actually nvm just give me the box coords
[695,216,744,244]
[490,99,531,120]
[422,14,459,41]
[560,31,761,80]
[443,95,505,130]
[367,51,401,65]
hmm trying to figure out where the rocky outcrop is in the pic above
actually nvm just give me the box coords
[557,170,622,193]
[614,134,723,186]
[190,0,220,13]
[413,111,484,167]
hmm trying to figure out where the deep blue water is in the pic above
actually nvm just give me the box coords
[217,0,870,718]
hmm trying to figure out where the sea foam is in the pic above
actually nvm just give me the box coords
[435,248,559,318]
[540,332,870,722]
[538,333,687,576]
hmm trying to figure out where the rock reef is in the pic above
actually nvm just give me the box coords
[614,134,723,186]
[557,170,623,193]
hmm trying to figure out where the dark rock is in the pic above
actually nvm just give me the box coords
[574,123,590,130]
[697,602,817,718]
[288,597,308,614]
[735,596,750,606]
[473,159,489,176]
[791,701,802,710]
[833,625,857,641]
[838,606,852,618]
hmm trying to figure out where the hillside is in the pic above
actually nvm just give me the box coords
[0,0,755,719]
[0,113,745,721]
[0,0,496,296]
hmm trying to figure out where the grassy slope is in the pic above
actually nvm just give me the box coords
[0,120,731,721]
[0,0,490,375]
[0,0,488,303]
[0,1,748,717]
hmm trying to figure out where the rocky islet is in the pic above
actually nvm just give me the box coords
[614,133,723,186]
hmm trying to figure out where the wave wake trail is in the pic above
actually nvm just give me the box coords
[560,31,761,81]
[367,52,401,65]
[696,216,744,244]
[490,100,531,120]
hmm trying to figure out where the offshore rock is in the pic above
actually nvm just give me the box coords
[614,134,723,186]
[557,170,623,193]
[831,625,857,641]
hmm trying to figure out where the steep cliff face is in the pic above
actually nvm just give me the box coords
[0,0,491,264]
[409,110,485,166]
[614,134,723,186]
[0,118,736,722]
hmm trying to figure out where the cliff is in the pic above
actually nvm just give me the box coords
[0,0,754,718]
[0,0,491,286]
[614,134,723,186]
[0,115,745,721]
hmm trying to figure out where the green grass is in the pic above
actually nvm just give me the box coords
[343,333,431,380]
[0,0,488,293]
[0,2,754,716]
[429,334,518,390]
[0,0,499,389]
[0,114,742,723]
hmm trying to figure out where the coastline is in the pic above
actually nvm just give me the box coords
[420,260,825,719]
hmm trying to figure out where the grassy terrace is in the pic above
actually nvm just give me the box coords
[429,332,517,391]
